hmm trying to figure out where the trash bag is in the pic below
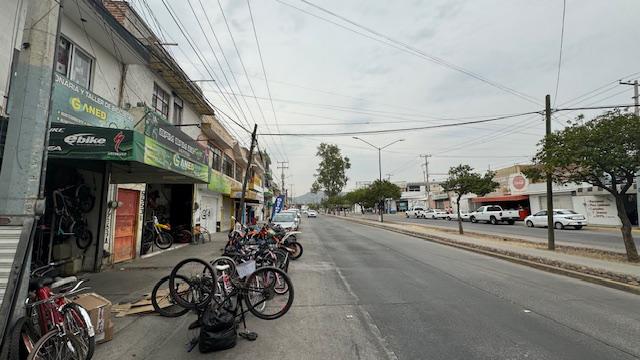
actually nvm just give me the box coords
[198,307,237,353]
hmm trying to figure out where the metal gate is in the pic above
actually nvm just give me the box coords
[114,189,139,263]
[199,193,218,234]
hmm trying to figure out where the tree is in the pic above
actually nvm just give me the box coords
[368,180,401,212]
[311,143,351,197]
[527,110,640,262]
[344,180,401,214]
[442,165,498,235]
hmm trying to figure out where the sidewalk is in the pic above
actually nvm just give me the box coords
[331,214,640,294]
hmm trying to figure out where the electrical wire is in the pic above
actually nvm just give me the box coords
[552,0,567,106]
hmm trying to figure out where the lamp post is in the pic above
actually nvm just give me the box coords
[352,137,405,222]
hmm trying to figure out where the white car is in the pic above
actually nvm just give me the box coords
[272,212,298,231]
[524,209,587,230]
[422,209,447,219]
[447,211,470,221]
[307,210,318,218]
[405,207,426,218]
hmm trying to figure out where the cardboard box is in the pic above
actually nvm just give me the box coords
[72,293,114,344]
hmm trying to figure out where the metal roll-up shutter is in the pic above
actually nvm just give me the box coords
[0,225,22,306]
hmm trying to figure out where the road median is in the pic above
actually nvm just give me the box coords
[328,214,640,295]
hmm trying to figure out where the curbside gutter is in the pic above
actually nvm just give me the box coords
[329,215,640,296]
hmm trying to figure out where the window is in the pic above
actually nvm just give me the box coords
[152,83,169,118]
[535,211,547,216]
[55,36,93,89]
[556,210,577,215]
[222,154,234,178]
[407,185,421,192]
[235,165,243,182]
[172,96,183,125]
[210,146,222,171]
[488,206,502,211]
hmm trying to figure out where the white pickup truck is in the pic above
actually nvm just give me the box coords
[469,205,520,225]
[405,207,426,218]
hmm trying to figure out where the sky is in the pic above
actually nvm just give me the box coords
[133,0,640,197]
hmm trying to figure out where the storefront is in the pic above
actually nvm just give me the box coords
[432,193,451,210]
[471,194,530,220]
[194,169,232,234]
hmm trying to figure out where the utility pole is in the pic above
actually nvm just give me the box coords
[619,80,639,116]
[545,94,555,250]
[277,161,288,205]
[0,0,61,349]
[420,154,432,209]
[239,124,258,226]
[385,173,392,181]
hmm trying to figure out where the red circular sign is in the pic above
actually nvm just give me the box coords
[512,175,526,190]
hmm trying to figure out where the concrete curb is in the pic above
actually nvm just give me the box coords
[329,215,640,296]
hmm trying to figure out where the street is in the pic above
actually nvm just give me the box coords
[383,214,638,253]
[95,216,640,360]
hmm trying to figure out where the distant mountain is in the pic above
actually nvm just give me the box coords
[294,191,326,204]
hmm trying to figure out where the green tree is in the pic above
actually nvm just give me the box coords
[527,110,640,262]
[369,180,401,207]
[442,165,498,235]
[311,143,351,197]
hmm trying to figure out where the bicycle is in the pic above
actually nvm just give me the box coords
[9,261,95,360]
[52,185,94,250]
[141,215,174,254]
[192,224,211,244]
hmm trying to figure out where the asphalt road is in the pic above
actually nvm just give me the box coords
[316,216,640,359]
[386,214,639,252]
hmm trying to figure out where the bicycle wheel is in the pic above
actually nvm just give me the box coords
[62,303,95,359]
[27,328,88,360]
[289,241,303,260]
[272,249,289,272]
[75,184,95,213]
[176,229,192,244]
[152,275,190,317]
[169,258,215,310]
[74,226,92,250]
[199,227,211,243]
[244,266,294,320]
[155,232,173,250]
[8,317,39,360]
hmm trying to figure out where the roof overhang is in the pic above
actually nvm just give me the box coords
[471,194,529,203]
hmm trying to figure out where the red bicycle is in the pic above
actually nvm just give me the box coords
[8,261,95,360]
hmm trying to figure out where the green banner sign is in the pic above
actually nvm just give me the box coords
[50,73,134,129]
[47,123,137,161]
[208,169,231,194]
[143,109,208,165]
[144,136,209,182]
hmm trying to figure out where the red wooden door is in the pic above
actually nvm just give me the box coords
[114,189,139,263]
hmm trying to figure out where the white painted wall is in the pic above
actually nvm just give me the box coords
[573,195,622,226]
[0,0,28,114]
[60,14,122,105]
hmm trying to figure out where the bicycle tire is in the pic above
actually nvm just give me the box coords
[26,327,91,360]
[8,317,39,360]
[151,275,190,317]
[169,258,215,310]
[155,232,173,250]
[199,227,211,243]
[62,303,96,359]
[75,226,92,250]
[244,266,294,320]
[272,249,289,272]
[289,242,303,260]
[75,184,95,213]
[176,229,192,243]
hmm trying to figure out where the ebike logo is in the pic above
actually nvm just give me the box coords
[64,133,107,146]
[113,131,125,152]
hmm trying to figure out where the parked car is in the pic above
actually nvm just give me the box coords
[307,210,318,218]
[447,211,470,221]
[272,212,298,230]
[422,209,448,219]
[469,205,520,225]
[405,207,426,218]
[524,209,587,229]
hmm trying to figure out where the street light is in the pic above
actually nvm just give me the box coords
[352,137,405,222]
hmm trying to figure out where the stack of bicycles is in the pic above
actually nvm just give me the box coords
[150,229,296,353]
[8,261,95,360]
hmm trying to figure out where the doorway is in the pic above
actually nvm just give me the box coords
[114,189,139,263]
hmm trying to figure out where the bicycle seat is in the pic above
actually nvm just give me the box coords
[215,264,230,271]
[29,277,54,291]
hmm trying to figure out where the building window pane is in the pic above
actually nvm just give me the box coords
[71,48,92,89]
[223,154,234,178]
[172,97,183,125]
[152,83,169,118]
[235,165,243,182]
[55,37,71,76]
[210,146,222,171]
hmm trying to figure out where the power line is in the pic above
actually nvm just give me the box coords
[552,0,567,106]
[261,111,541,136]
[286,0,540,106]
[216,0,289,162]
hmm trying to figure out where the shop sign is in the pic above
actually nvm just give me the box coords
[272,195,285,217]
[208,170,231,195]
[431,193,450,200]
[509,173,529,193]
[143,136,209,182]
[50,73,134,129]
[47,123,136,160]
[143,109,208,165]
